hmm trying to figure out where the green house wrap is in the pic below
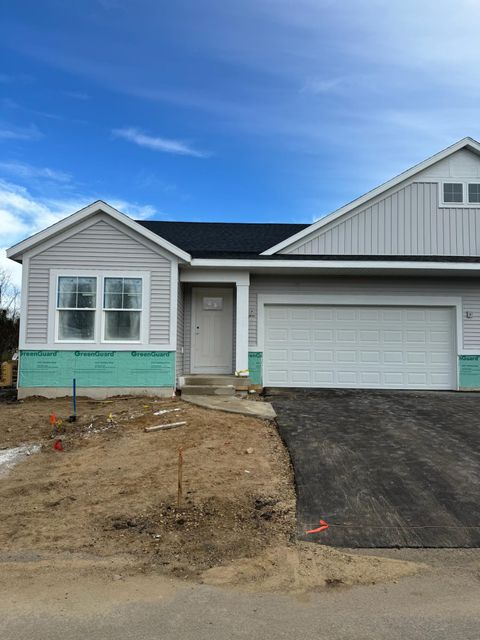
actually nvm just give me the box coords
[19,350,176,388]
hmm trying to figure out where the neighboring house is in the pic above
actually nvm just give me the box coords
[7,136,480,398]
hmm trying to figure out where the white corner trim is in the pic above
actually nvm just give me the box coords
[235,283,250,372]
[180,268,250,285]
[255,294,464,359]
[7,200,191,262]
[18,255,29,352]
[261,137,480,255]
[169,263,178,349]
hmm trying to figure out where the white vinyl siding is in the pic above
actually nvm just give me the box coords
[264,305,455,389]
[248,275,480,351]
[25,214,174,345]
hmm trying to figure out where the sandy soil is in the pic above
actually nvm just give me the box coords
[0,395,419,591]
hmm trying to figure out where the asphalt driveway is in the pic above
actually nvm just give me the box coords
[268,389,480,547]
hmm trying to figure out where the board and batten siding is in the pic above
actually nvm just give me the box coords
[282,182,480,256]
[248,275,480,351]
[25,215,175,345]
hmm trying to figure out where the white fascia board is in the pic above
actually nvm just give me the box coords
[190,258,480,271]
[6,200,191,263]
[261,137,480,255]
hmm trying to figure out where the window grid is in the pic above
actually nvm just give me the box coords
[103,277,143,311]
[468,183,480,204]
[443,182,463,204]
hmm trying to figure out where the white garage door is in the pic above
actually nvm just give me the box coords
[264,305,456,390]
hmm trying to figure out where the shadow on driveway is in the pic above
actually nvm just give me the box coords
[268,389,480,547]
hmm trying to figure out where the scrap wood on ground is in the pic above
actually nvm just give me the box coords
[0,395,419,592]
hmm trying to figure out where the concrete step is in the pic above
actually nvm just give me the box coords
[181,384,236,396]
[180,375,251,389]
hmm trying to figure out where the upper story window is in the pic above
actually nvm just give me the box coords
[443,182,463,203]
[468,183,480,204]
[441,181,480,206]
[57,276,97,341]
[103,277,143,341]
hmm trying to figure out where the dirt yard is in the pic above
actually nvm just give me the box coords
[0,395,419,592]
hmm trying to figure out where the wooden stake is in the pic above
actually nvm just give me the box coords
[177,447,184,508]
[144,421,186,433]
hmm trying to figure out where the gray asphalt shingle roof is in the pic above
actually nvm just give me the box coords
[136,220,309,257]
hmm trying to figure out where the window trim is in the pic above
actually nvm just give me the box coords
[439,180,480,207]
[441,181,464,206]
[467,182,480,205]
[50,269,150,346]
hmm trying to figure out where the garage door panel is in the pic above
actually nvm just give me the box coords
[313,370,335,384]
[291,329,310,341]
[337,308,357,321]
[406,352,427,364]
[268,349,288,361]
[360,351,381,363]
[406,330,427,343]
[313,329,334,342]
[360,371,382,384]
[383,330,403,343]
[383,351,403,363]
[314,350,334,362]
[291,370,311,384]
[430,330,451,342]
[266,328,288,342]
[359,330,380,342]
[313,308,334,321]
[291,350,311,362]
[264,305,455,390]
[430,351,450,364]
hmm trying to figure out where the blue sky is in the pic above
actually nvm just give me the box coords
[2,0,480,283]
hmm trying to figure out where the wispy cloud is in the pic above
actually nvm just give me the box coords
[0,178,158,287]
[64,90,90,100]
[0,123,43,141]
[1,97,70,122]
[302,77,343,94]
[112,127,208,158]
[108,199,157,220]
[0,161,71,183]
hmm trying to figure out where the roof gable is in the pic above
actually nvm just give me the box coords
[6,200,191,262]
[261,136,480,255]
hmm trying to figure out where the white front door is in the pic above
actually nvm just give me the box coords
[191,287,233,374]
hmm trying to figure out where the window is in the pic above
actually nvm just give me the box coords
[443,182,463,203]
[57,276,96,340]
[103,277,142,341]
[468,183,480,204]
